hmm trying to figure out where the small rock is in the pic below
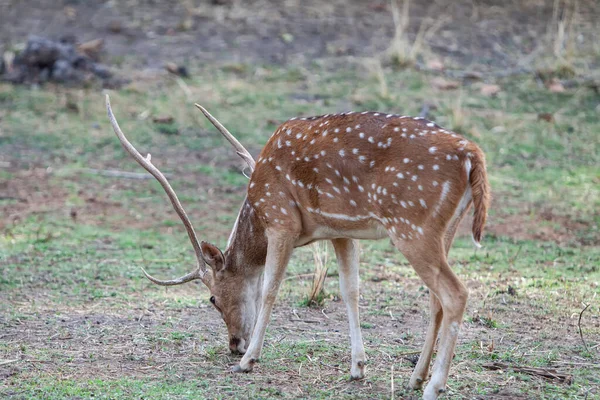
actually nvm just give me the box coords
[52,59,76,82]
[108,20,123,33]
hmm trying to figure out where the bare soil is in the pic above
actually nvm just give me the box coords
[1,0,598,72]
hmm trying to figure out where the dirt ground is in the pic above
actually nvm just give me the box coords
[1,0,598,71]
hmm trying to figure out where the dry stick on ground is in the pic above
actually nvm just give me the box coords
[578,302,591,353]
[482,362,573,384]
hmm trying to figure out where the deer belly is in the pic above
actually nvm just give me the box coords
[296,219,388,246]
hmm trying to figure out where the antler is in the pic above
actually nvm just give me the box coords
[105,94,210,287]
[194,104,256,172]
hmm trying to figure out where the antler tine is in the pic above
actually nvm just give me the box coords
[141,266,204,286]
[194,103,256,172]
[105,94,208,284]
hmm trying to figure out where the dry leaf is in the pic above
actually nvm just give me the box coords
[152,116,175,124]
[480,84,501,97]
[77,39,104,59]
[547,78,565,93]
[537,113,554,123]
[426,59,445,71]
[165,62,189,78]
[431,77,460,90]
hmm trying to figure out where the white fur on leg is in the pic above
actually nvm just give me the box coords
[332,239,366,380]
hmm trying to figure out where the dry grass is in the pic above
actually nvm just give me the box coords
[306,241,330,307]
[386,0,447,68]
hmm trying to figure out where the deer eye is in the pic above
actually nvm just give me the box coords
[210,296,216,305]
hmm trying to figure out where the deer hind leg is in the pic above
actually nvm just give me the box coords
[409,292,442,389]
[408,205,470,389]
[331,238,366,380]
[394,238,468,400]
[233,232,296,373]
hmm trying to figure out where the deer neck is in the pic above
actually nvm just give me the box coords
[224,197,268,276]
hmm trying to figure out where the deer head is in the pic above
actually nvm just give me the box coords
[105,95,266,354]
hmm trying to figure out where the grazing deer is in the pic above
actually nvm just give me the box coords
[106,94,490,399]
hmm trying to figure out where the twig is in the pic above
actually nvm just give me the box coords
[508,244,523,264]
[289,318,322,324]
[0,359,19,366]
[578,303,591,353]
[397,350,421,356]
[550,361,600,368]
[418,103,430,119]
[391,364,395,400]
[175,76,193,100]
[283,273,315,281]
[81,168,171,179]
[482,362,572,384]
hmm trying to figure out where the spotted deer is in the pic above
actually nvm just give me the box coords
[106,94,490,399]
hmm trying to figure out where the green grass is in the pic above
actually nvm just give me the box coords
[1,63,599,399]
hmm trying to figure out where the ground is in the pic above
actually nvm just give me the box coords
[1,1,600,399]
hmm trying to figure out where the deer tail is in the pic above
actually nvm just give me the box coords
[468,148,491,247]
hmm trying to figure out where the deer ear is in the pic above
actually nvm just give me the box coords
[201,241,225,272]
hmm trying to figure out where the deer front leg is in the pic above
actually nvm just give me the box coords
[232,233,295,373]
[331,238,366,380]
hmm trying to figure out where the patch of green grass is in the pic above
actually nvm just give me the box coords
[2,62,600,399]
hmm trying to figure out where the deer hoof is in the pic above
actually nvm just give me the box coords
[408,376,424,390]
[350,360,366,380]
[230,364,252,373]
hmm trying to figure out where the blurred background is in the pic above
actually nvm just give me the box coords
[1,1,599,399]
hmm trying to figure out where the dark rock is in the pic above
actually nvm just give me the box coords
[1,35,122,87]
